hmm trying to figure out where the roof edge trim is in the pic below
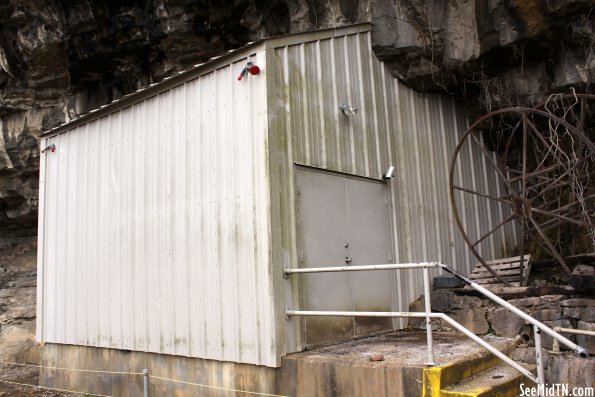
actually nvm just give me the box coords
[42,23,372,138]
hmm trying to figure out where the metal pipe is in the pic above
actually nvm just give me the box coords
[143,368,149,397]
[552,326,595,353]
[534,325,545,386]
[437,314,538,383]
[440,264,588,358]
[283,262,440,276]
[553,327,595,337]
[286,310,433,318]
[423,266,435,366]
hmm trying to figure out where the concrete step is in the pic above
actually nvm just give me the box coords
[423,336,519,396]
[440,363,535,397]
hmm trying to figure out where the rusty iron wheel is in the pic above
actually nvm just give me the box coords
[449,104,595,286]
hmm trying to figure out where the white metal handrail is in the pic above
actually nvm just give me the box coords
[552,327,595,353]
[284,262,590,387]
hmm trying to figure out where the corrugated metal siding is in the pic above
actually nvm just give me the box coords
[38,51,280,367]
[267,30,515,343]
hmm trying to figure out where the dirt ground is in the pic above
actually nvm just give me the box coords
[0,240,76,397]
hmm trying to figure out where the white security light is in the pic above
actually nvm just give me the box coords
[383,166,395,180]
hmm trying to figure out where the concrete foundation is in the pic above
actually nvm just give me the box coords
[40,332,517,397]
[40,344,279,396]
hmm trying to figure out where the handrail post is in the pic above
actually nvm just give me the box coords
[143,368,149,397]
[423,265,435,366]
[534,325,545,387]
[552,326,561,353]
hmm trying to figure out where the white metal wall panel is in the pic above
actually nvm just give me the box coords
[38,51,279,367]
[268,30,516,342]
[39,25,518,366]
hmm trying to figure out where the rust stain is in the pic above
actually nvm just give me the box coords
[514,0,547,37]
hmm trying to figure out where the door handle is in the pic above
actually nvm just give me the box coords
[345,256,352,264]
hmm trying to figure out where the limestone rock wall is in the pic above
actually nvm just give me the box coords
[0,0,593,237]
[0,239,38,363]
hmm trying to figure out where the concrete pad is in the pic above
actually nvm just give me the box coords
[279,331,517,397]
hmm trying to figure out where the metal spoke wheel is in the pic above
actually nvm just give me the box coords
[449,102,595,286]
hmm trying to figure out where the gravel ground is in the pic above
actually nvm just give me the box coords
[0,364,76,397]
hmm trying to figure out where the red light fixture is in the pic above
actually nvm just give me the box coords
[249,65,260,75]
[238,62,260,81]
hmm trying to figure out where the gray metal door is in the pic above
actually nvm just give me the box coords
[296,167,393,347]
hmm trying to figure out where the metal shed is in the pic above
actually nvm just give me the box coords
[37,24,511,369]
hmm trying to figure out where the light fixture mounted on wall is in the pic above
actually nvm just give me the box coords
[383,166,395,180]
[237,62,260,81]
[339,103,358,116]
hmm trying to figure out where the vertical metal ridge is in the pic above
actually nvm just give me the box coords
[492,150,510,256]
[366,32,383,179]
[233,62,244,362]
[410,92,429,262]
[451,106,472,271]
[164,89,174,354]
[423,95,443,264]
[463,116,483,268]
[315,40,328,168]
[380,62,404,328]
[116,110,124,349]
[392,77,412,321]
[59,132,69,343]
[437,98,457,267]
[299,43,311,165]
[478,134,496,260]
[65,128,77,343]
[185,78,198,357]
[392,77,411,264]
[173,80,187,356]
[120,108,129,350]
[327,38,341,172]
[342,36,356,175]
[251,62,263,364]
[353,33,370,177]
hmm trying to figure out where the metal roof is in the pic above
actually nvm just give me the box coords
[43,23,371,137]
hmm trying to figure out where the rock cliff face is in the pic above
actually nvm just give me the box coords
[0,0,593,237]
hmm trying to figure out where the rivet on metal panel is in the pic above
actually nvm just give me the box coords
[339,103,358,116]
[345,257,352,264]
[344,243,349,248]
